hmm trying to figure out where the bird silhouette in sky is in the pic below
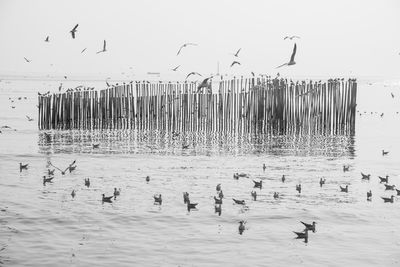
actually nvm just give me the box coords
[70,24,79,39]
[230,61,241,67]
[177,43,197,55]
[96,40,107,54]
[276,43,297,68]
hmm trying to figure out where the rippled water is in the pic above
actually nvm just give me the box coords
[1,79,400,266]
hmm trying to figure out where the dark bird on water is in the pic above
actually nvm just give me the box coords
[70,24,79,39]
[296,184,301,194]
[251,191,257,201]
[273,192,279,199]
[282,175,286,183]
[185,72,202,80]
[396,189,400,196]
[102,194,113,203]
[381,195,394,203]
[48,169,55,176]
[114,188,121,199]
[43,176,53,185]
[71,190,76,198]
[284,35,300,40]
[384,184,395,191]
[253,180,262,189]
[367,190,372,200]
[238,220,246,235]
[183,192,189,204]
[301,221,316,233]
[19,163,28,172]
[343,165,350,172]
[276,43,297,68]
[187,201,198,212]
[230,61,241,67]
[232,198,245,205]
[177,43,197,55]
[263,163,266,172]
[96,40,107,54]
[146,176,150,183]
[361,172,371,180]
[319,178,326,187]
[340,185,349,193]
[84,178,90,187]
[379,175,389,183]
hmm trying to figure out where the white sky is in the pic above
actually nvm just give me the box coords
[0,0,399,80]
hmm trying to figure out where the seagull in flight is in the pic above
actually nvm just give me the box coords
[45,36,49,42]
[284,35,300,40]
[230,61,241,67]
[276,43,297,68]
[171,65,180,71]
[232,48,241,57]
[185,72,202,80]
[24,57,31,63]
[177,43,197,55]
[97,40,107,54]
[70,24,79,39]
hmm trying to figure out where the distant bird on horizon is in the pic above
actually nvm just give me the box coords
[45,36,49,42]
[276,43,297,68]
[19,163,28,172]
[232,48,241,57]
[177,43,197,55]
[70,24,79,39]
[171,65,180,71]
[24,57,31,63]
[96,40,107,54]
[230,61,241,67]
[361,172,370,180]
[284,35,300,40]
[185,72,202,80]
[340,185,349,193]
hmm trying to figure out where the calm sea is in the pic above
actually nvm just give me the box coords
[0,78,399,266]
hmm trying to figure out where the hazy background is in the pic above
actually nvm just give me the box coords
[0,0,399,81]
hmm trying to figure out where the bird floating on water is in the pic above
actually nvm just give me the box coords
[367,190,372,201]
[273,192,279,199]
[187,200,198,212]
[340,185,349,193]
[296,184,301,194]
[319,178,326,187]
[276,43,297,68]
[282,175,286,183]
[396,189,400,196]
[102,194,113,203]
[177,43,197,55]
[301,221,316,233]
[154,194,162,205]
[43,176,53,185]
[379,175,389,183]
[19,163,28,172]
[253,180,262,189]
[343,165,350,172]
[84,178,90,188]
[384,184,396,191]
[238,220,246,235]
[146,176,150,183]
[232,198,245,205]
[293,229,308,243]
[70,24,79,39]
[381,195,394,203]
[251,191,257,201]
[262,164,266,172]
[361,172,371,180]
[96,40,107,54]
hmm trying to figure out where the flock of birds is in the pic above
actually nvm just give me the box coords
[16,146,397,243]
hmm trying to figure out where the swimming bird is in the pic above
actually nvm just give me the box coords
[293,229,308,243]
[384,184,396,191]
[68,165,76,173]
[146,176,150,183]
[70,24,79,39]
[177,43,197,55]
[301,221,316,233]
[102,194,113,203]
[48,169,55,176]
[232,198,245,205]
[96,40,107,54]
[238,220,246,235]
[361,172,371,180]
[319,178,326,187]
[296,184,301,194]
[340,185,349,193]
[253,180,262,189]
[214,204,222,216]
[343,165,350,172]
[396,189,400,196]
[185,72,202,80]
[187,201,198,211]
[276,43,297,68]
[218,190,224,199]
[214,196,223,204]
[216,183,221,191]
[93,143,100,148]
[230,61,241,67]
[282,175,286,183]
[171,65,180,71]
[273,192,279,199]
[24,57,31,63]
[183,192,190,204]
[379,175,389,183]
[154,194,162,205]
[71,190,76,198]
[367,190,372,201]
[84,178,90,187]
[381,195,394,203]
[263,164,266,172]
[382,150,389,156]
[114,188,121,199]
[19,163,28,172]
[251,191,257,201]
[43,176,53,185]
[81,48,87,53]
[284,35,300,40]
[232,48,241,57]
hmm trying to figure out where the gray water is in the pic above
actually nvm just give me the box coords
[1,78,400,266]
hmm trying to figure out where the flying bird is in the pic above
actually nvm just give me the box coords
[45,36,49,42]
[81,48,87,53]
[230,61,241,67]
[232,48,241,57]
[284,35,300,40]
[96,40,107,54]
[70,24,79,39]
[26,115,34,121]
[185,72,202,80]
[196,76,212,92]
[171,65,180,71]
[24,57,31,63]
[276,43,297,68]
[177,43,197,55]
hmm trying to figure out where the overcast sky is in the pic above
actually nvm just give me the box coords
[0,0,399,80]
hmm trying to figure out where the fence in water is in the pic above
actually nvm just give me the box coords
[37,77,357,135]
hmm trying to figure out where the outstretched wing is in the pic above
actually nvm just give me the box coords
[235,48,241,56]
[276,63,288,69]
[71,31,75,39]
[72,24,79,31]
[186,72,194,79]
[290,43,297,62]
[177,45,184,55]
[103,40,106,51]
